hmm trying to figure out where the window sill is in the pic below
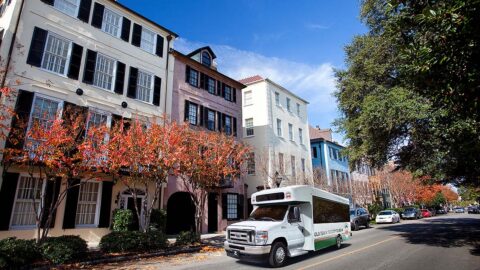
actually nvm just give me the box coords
[9,225,36,230]
[243,103,253,107]
[245,135,255,138]
[40,67,69,79]
[75,224,98,229]
[91,84,115,93]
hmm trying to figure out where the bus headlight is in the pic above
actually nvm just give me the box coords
[255,231,268,245]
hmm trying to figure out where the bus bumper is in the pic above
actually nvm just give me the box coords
[224,241,271,262]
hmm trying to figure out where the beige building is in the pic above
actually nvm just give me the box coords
[0,0,176,245]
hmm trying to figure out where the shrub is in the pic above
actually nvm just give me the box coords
[0,237,41,268]
[175,231,200,246]
[100,231,168,253]
[39,235,88,264]
[149,209,167,232]
[112,209,134,232]
[386,208,405,214]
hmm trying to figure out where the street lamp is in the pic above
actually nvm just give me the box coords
[274,171,283,188]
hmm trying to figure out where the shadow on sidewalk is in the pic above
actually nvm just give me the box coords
[377,217,480,256]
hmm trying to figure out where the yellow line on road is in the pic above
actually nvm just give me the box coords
[297,236,400,270]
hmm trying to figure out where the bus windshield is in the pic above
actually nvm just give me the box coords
[249,205,288,221]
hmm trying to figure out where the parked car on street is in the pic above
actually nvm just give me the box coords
[454,207,465,213]
[376,210,401,224]
[350,208,370,231]
[427,208,437,216]
[420,209,432,218]
[436,208,447,215]
[467,206,480,214]
[401,208,422,219]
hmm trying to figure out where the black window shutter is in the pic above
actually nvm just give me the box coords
[111,114,122,130]
[62,102,89,141]
[98,181,113,228]
[222,193,228,220]
[132,23,142,47]
[233,117,237,137]
[77,0,92,23]
[41,178,62,228]
[204,107,209,128]
[67,43,83,80]
[221,83,225,98]
[41,0,54,5]
[27,27,48,67]
[5,90,34,150]
[184,100,190,122]
[83,49,97,84]
[63,179,81,229]
[155,35,164,57]
[200,73,206,90]
[199,105,204,126]
[121,17,131,42]
[153,76,161,106]
[238,194,244,220]
[216,80,221,96]
[185,66,190,83]
[127,67,138,99]
[114,61,126,95]
[91,3,104,29]
[0,173,19,230]
[232,88,237,103]
[217,112,223,132]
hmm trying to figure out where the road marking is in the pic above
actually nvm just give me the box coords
[297,236,400,270]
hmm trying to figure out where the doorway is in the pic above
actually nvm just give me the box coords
[208,193,218,233]
[166,192,195,234]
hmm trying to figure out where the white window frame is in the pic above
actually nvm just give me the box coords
[135,69,154,104]
[93,53,117,92]
[245,118,254,137]
[291,156,296,177]
[286,97,291,111]
[244,90,253,106]
[40,31,73,77]
[27,94,64,137]
[102,8,123,38]
[277,118,282,137]
[188,68,199,87]
[296,103,301,117]
[299,128,303,144]
[10,174,45,230]
[188,102,198,125]
[226,193,238,220]
[140,26,157,54]
[275,92,280,106]
[53,0,80,18]
[75,180,102,227]
[207,77,216,94]
[288,123,293,141]
[247,152,255,175]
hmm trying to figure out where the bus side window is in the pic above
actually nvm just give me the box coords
[288,206,301,223]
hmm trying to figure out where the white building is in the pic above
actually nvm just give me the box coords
[239,75,313,200]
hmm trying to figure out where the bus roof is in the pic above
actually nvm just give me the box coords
[251,185,349,205]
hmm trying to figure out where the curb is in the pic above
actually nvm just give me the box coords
[32,246,203,270]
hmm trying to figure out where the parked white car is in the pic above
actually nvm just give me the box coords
[375,210,401,224]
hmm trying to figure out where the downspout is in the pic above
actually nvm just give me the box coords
[1,0,25,89]
[163,35,173,122]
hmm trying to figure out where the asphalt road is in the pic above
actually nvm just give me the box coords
[96,213,480,270]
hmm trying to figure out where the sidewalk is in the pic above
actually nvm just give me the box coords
[167,232,226,247]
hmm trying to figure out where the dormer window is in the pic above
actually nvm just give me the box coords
[201,51,212,67]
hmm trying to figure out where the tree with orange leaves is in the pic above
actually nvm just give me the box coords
[178,129,250,234]
[0,87,16,141]
[105,117,189,232]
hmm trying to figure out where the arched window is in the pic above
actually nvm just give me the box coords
[201,51,211,67]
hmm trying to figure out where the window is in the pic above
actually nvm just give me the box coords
[188,102,198,125]
[54,0,80,17]
[244,91,253,106]
[291,156,296,177]
[136,70,154,103]
[11,176,44,227]
[276,119,282,137]
[312,147,318,158]
[41,33,71,76]
[188,68,198,87]
[247,152,255,175]
[331,170,337,183]
[102,8,122,37]
[301,158,306,172]
[93,54,116,91]
[245,118,254,136]
[201,51,211,67]
[296,103,301,116]
[227,193,238,220]
[299,128,303,144]
[224,85,232,101]
[207,77,216,94]
[312,196,349,223]
[225,116,232,135]
[288,123,293,141]
[275,92,280,106]
[140,27,156,54]
[278,153,284,174]
[286,98,291,111]
[87,110,109,130]
[207,110,215,131]
[30,96,61,131]
[75,182,101,226]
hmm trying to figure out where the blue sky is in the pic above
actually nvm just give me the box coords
[119,0,367,143]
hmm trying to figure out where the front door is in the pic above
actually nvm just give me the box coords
[127,197,142,231]
[208,193,218,233]
[287,206,305,251]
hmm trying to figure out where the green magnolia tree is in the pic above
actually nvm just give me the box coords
[335,0,480,186]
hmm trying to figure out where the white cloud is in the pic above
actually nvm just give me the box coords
[305,23,330,30]
[173,38,340,138]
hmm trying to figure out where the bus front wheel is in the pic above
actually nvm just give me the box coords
[269,241,287,267]
[336,235,342,249]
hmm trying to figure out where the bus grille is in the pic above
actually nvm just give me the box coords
[228,229,253,244]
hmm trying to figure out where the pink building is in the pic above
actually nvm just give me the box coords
[163,47,246,234]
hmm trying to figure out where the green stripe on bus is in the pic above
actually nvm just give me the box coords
[314,237,337,250]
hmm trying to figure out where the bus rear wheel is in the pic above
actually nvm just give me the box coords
[336,235,342,249]
[269,241,287,267]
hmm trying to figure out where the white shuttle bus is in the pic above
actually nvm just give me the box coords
[224,185,351,267]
